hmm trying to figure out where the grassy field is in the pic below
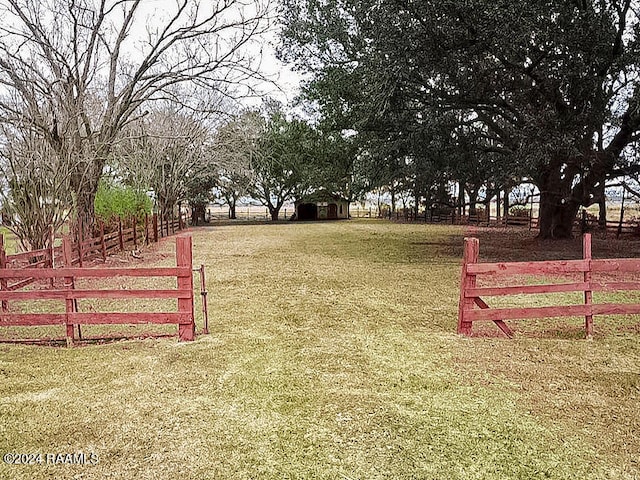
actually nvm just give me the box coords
[1,220,639,479]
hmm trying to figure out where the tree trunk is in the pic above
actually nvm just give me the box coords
[229,201,237,220]
[485,196,492,222]
[390,187,396,213]
[74,183,99,240]
[537,191,580,239]
[70,156,105,240]
[468,189,478,216]
[535,159,586,239]
[598,198,607,227]
[503,188,510,217]
[158,198,175,225]
[267,201,283,221]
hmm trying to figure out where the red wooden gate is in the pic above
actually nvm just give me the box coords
[458,233,640,338]
[0,235,195,345]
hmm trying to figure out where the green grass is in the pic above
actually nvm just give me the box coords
[0,226,18,255]
[1,220,639,479]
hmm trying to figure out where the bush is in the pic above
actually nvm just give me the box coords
[509,206,531,217]
[94,180,152,226]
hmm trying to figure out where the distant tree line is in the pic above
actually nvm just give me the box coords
[0,0,360,250]
[5,0,640,247]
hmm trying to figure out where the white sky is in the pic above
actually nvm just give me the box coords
[122,0,303,110]
[246,33,303,108]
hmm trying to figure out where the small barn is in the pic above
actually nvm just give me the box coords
[295,192,350,221]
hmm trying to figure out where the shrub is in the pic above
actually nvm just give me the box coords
[509,206,531,217]
[94,180,152,226]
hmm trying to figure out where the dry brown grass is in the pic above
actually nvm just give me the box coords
[0,220,638,479]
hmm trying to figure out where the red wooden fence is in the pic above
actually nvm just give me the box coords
[0,235,195,345]
[1,214,185,291]
[458,233,640,338]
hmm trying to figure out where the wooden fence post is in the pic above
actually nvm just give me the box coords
[118,218,124,251]
[583,233,594,339]
[132,217,137,248]
[0,235,7,312]
[458,237,479,336]
[48,225,55,287]
[100,222,107,262]
[62,235,76,346]
[153,213,159,243]
[176,235,195,341]
[145,214,150,245]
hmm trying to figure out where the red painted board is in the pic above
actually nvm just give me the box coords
[0,289,192,301]
[468,259,588,275]
[466,282,588,297]
[466,304,589,321]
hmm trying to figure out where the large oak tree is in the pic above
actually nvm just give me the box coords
[280,0,640,238]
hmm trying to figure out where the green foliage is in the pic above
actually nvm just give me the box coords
[213,106,361,221]
[249,111,309,219]
[280,0,640,238]
[248,108,352,219]
[94,180,152,224]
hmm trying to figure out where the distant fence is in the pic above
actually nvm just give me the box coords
[371,208,534,227]
[0,235,195,345]
[529,217,640,236]
[351,206,376,218]
[458,233,640,338]
[206,207,294,222]
[378,208,640,236]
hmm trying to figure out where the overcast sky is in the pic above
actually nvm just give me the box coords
[250,34,303,108]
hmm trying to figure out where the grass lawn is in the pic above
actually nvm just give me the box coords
[1,220,639,479]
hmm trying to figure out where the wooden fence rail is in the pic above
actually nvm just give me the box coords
[458,233,640,338]
[0,235,195,345]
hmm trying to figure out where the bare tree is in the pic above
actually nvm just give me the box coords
[212,112,260,218]
[214,168,253,219]
[0,0,272,236]
[0,126,72,251]
[117,106,213,221]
